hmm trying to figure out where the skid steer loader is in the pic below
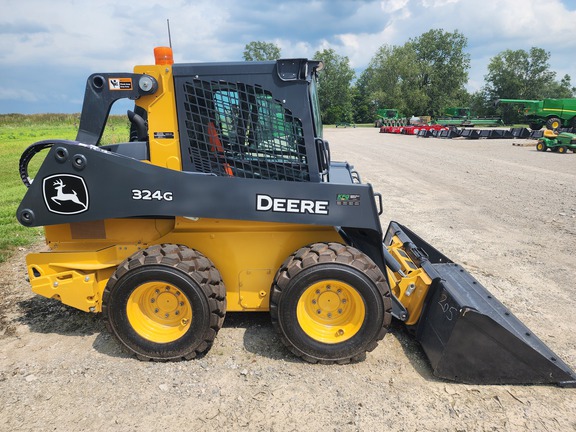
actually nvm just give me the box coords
[16,47,575,386]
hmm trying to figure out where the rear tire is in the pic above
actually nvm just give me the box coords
[529,122,543,131]
[270,243,392,364]
[103,244,226,361]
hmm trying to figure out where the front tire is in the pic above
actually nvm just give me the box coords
[536,141,547,152]
[270,243,392,364]
[546,117,562,130]
[103,244,226,361]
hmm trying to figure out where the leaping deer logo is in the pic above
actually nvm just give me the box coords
[51,178,87,209]
[43,174,89,215]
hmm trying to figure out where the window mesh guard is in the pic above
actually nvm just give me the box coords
[181,79,309,181]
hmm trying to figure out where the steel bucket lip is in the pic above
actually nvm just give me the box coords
[420,273,576,386]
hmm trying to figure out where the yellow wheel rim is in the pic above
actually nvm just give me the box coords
[126,282,192,343]
[296,280,365,344]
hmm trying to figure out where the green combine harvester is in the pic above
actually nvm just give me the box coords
[496,98,576,130]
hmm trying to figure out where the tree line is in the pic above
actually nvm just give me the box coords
[243,32,575,125]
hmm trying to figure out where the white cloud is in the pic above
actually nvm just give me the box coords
[380,0,410,13]
[0,87,38,102]
[1,0,574,112]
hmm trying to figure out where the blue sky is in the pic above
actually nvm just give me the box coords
[1,0,575,114]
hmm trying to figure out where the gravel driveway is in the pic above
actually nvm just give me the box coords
[1,127,575,431]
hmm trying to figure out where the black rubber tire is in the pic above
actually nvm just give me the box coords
[546,117,562,130]
[103,244,226,361]
[557,146,567,154]
[529,122,543,131]
[270,242,392,364]
[536,141,547,152]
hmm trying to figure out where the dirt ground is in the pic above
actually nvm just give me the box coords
[1,128,575,431]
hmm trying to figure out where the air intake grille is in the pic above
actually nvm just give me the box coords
[180,79,309,181]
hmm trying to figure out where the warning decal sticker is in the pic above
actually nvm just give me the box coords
[109,78,133,90]
[154,132,175,139]
[336,193,361,206]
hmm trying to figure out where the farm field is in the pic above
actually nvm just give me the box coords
[0,114,129,262]
[1,126,575,431]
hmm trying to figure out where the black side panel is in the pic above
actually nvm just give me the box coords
[100,142,149,160]
[17,142,383,239]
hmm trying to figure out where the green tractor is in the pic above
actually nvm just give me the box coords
[374,108,401,127]
[536,130,576,153]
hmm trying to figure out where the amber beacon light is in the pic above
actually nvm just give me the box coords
[154,46,174,65]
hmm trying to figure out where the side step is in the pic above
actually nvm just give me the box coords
[385,221,576,386]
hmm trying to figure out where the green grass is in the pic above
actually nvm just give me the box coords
[0,114,130,262]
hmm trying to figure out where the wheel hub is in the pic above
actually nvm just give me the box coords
[297,280,365,344]
[152,287,185,320]
[127,281,192,343]
[313,286,346,318]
